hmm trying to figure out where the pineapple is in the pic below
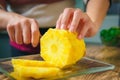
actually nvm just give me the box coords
[12,59,55,67]
[11,59,61,79]
[11,72,28,80]
[41,28,86,68]
[12,65,60,79]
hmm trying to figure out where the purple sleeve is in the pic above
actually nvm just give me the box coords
[10,41,40,54]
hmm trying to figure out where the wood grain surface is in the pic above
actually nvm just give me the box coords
[0,43,120,80]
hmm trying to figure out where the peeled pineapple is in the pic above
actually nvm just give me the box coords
[12,59,55,67]
[11,59,61,80]
[13,65,60,79]
[11,71,28,80]
[41,28,86,68]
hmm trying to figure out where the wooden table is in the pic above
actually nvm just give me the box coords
[0,43,120,80]
[69,43,120,80]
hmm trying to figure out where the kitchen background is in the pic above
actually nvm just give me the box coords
[0,0,120,58]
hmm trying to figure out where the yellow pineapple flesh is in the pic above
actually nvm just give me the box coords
[12,65,60,79]
[12,59,55,67]
[11,72,28,80]
[41,28,86,68]
[11,59,61,79]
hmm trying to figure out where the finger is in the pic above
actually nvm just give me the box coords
[85,26,97,37]
[69,9,82,32]
[60,8,74,30]
[7,24,15,42]
[14,23,23,44]
[76,21,83,37]
[22,20,31,44]
[30,19,40,47]
[56,14,62,29]
[78,26,89,39]
[78,13,90,39]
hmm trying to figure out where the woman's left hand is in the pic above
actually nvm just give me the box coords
[56,8,99,39]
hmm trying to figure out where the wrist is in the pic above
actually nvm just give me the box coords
[86,12,101,30]
[0,10,12,29]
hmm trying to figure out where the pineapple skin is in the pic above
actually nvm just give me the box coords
[41,28,86,68]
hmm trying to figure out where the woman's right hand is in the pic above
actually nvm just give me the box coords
[7,12,41,47]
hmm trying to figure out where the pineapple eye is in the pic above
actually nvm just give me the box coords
[51,44,58,53]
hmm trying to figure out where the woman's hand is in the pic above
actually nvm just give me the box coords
[56,8,99,39]
[7,12,41,47]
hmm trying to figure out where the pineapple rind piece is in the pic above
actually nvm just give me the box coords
[41,28,86,68]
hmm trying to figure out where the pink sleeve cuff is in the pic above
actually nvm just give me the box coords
[10,41,40,53]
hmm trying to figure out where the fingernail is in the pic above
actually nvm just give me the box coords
[78,34,83,39]
[56,24,59,29]
[69,26,74,32]
[32,43,37,47]
[61,24,65,29]
[18,41,23,44]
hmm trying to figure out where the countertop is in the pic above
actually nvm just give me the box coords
[0,43,120,80]
[70,43,120,80]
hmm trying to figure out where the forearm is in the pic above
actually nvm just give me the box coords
[0,9,11,29]
[86,0,110,29]
[0,9,24,30]
[0,10,8,30]
[0,0,8,30]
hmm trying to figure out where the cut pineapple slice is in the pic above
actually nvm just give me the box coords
[11,72,28,80]
[12,59,55,67]
[12,65,61,79]
[41,28,86,68]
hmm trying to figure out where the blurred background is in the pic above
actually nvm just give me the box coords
[0,0,120,58]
